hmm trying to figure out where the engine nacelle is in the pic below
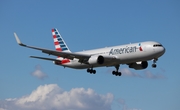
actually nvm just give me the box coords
[88,55,104,65]
[129,61,148,70]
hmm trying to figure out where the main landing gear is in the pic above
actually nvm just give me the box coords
[152,58,157,68]
[87,65,122,76]
[112,65,122,76]
[87,68,96,74]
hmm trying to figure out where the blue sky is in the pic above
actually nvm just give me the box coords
[0,0,180,110]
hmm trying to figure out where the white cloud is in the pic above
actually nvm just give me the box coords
[30,65,47,80]
[0,84,113,110]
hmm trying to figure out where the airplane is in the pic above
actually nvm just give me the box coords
[14,28,165,76]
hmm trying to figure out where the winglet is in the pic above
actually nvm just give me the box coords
[14,33,26,46]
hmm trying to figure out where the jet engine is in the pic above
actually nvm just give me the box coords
[88,55,104,65]
[88,55,116,65]
[129,61,148,70]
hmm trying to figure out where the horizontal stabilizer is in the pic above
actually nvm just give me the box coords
[30,56,61,62]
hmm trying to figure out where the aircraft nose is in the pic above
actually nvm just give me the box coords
[161,46,166,55]
[159,46,166,55]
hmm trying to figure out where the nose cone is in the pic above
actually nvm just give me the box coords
[160,46,166,56]
[162,46,166,53]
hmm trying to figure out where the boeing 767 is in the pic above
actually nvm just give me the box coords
[14,28,165,76]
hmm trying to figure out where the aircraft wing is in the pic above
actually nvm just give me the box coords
[14,33,91,61]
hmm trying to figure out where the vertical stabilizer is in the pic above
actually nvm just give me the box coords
[52,28,71,52]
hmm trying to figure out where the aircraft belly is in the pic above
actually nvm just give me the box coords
[60,61,118,69]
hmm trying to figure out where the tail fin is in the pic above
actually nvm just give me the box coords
[52,28,71,52]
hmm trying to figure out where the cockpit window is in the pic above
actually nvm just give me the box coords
[153,44,162,47]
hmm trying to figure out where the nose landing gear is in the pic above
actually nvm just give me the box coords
[152,58,158,68]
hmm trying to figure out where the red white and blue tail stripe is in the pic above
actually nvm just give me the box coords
[52,28,71,52]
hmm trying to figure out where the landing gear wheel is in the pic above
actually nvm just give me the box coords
[92,70,96,74]
[112,71,122,76]
[112,71,116,75]
[90,70,93,74]
[118,72,122,76]
[87,68,90,73]
[152,64,157,68]
[87,68,96,74]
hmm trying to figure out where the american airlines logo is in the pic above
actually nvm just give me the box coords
[109,46,137,55]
